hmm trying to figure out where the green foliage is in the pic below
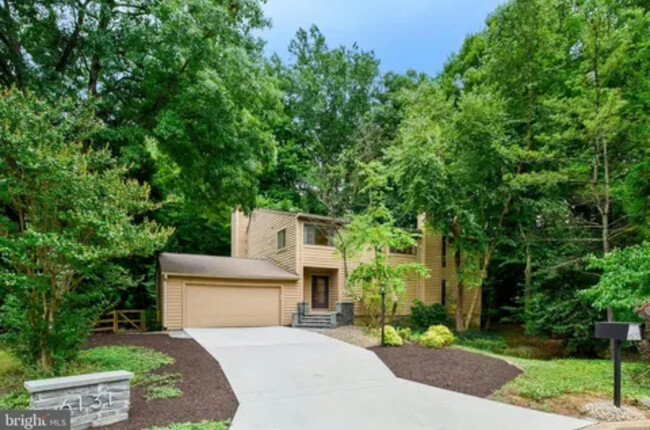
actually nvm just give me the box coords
[389,81,512,330]
[395,327,421,344]
[80,347,174,382]
[145,421,231,430]
[0,0,279,214]
[455,331,508,354]
[410,300,449,331]
[145,385,182,401]
[420,325,455,348]
[525,280,606,356]
[262,25,380,214]
[0,345,174,409]
[139,372,182,400]
[336,205,429,328]
[383,325,403,346]
[0,90,170,371]
[501,357,650,401]
[502,346,535,359]
[584,243,650,320]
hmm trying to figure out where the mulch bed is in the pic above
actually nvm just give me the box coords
[86,333,238,430]
[370,344,522,398]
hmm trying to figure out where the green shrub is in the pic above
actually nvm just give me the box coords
[0,390,29,410]
[420,325,454,348]
[80,346,174,383]
[140,372,182,400]
[145,421,231,430]
[145,385,182,400]
[383,325,403,346]
[410,300,448,331]
[503,346,535,359]
[396,327,423,343]
[455,331,508,353]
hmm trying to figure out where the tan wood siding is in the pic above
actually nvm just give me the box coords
[388,253,421,314]
[423,233,443,305]
[248,210,297,273]
[165,277,184,330]
[302,245,339,268]
[162,275,299,328]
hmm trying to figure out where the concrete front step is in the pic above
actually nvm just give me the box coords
[294,324,334,329]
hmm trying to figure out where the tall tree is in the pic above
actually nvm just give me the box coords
[261,25,380,216]
[0,0,280,218]
[0,90,170,370]
[389,83,514,331]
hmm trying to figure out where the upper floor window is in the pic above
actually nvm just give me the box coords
[304,223,335,246]
[389,245,417,255]
[277,229,286,249]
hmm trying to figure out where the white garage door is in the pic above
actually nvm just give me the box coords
[184,284,281,327]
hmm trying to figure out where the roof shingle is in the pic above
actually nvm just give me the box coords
[158,253,299,280]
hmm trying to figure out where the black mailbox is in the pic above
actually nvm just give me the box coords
[595,321,645,408]
[595,322,644,341]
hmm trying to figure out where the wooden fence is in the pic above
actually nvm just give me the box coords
[93,310,146,333]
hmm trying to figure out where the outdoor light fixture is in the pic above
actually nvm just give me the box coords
[595,322,645,408]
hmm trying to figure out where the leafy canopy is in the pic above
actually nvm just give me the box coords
[0,90,170,370]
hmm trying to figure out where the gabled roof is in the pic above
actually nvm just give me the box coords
[158,253,299,281]
[253,208,347,225]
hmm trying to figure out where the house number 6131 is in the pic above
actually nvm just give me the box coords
[60,393,113,411]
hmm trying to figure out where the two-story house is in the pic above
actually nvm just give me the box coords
[157,208,480,330]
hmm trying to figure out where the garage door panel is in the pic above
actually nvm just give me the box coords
[185,285,280,327]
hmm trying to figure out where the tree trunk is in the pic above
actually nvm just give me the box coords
[451,217,464,332]
[465,288,480,329]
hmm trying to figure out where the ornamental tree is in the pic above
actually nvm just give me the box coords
[0,90,171,371]
[334,165,429,328]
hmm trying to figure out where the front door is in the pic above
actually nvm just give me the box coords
[311,276,329,309]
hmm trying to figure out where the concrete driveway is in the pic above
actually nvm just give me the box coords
[186,327,592,430]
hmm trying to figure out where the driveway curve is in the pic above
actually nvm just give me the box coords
[187,327,592,430]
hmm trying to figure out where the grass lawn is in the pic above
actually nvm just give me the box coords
[498,356,650,401]
[0,345,177,409]
[458,345,650,417]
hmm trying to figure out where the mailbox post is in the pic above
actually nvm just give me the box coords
[595,322,645,408]
[380,285,386,347]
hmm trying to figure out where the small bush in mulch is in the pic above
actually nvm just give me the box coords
[370,344,522,398]
[86,334,237,430]
[383,325,403,346]
[420,325,454,348]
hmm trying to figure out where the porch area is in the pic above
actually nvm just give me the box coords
[292,267,354,329]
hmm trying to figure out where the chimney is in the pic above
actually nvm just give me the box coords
[231,207,249,257]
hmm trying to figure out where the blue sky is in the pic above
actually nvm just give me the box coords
[260,0,508,76]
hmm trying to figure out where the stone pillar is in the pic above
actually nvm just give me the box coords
[336,302,354,326]
[25,371,134,430]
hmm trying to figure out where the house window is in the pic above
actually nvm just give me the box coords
[277,229,286,249]
[389,245,417,255]
[442,236,447,267]
[304,224,334,246]
[441,280,447,306]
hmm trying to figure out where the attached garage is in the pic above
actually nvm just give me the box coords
[158,253,300,329]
